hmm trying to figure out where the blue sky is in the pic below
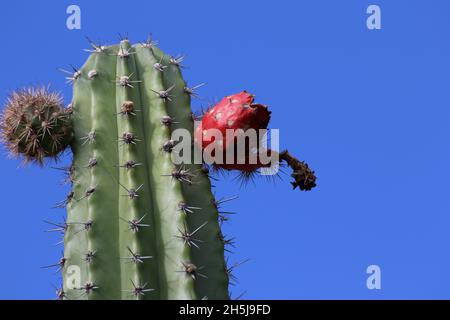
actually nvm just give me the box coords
[0,0,450,299]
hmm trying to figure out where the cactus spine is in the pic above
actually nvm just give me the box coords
[61,39,229,299]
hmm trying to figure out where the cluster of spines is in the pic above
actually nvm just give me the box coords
[0,88,73,164]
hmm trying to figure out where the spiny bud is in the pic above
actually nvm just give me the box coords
[0,87,73,165]
[119,101,135,116]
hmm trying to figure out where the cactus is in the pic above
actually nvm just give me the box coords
[1,36,316,300]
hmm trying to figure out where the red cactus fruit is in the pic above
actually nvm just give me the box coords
[194,91,317,191]
[195,91,271,172]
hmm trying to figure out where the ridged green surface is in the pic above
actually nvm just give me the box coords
[63,40,228,299]
[153,47,230,299]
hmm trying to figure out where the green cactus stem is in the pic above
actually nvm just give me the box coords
[65,39,229,299]
[1,38,230,300]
